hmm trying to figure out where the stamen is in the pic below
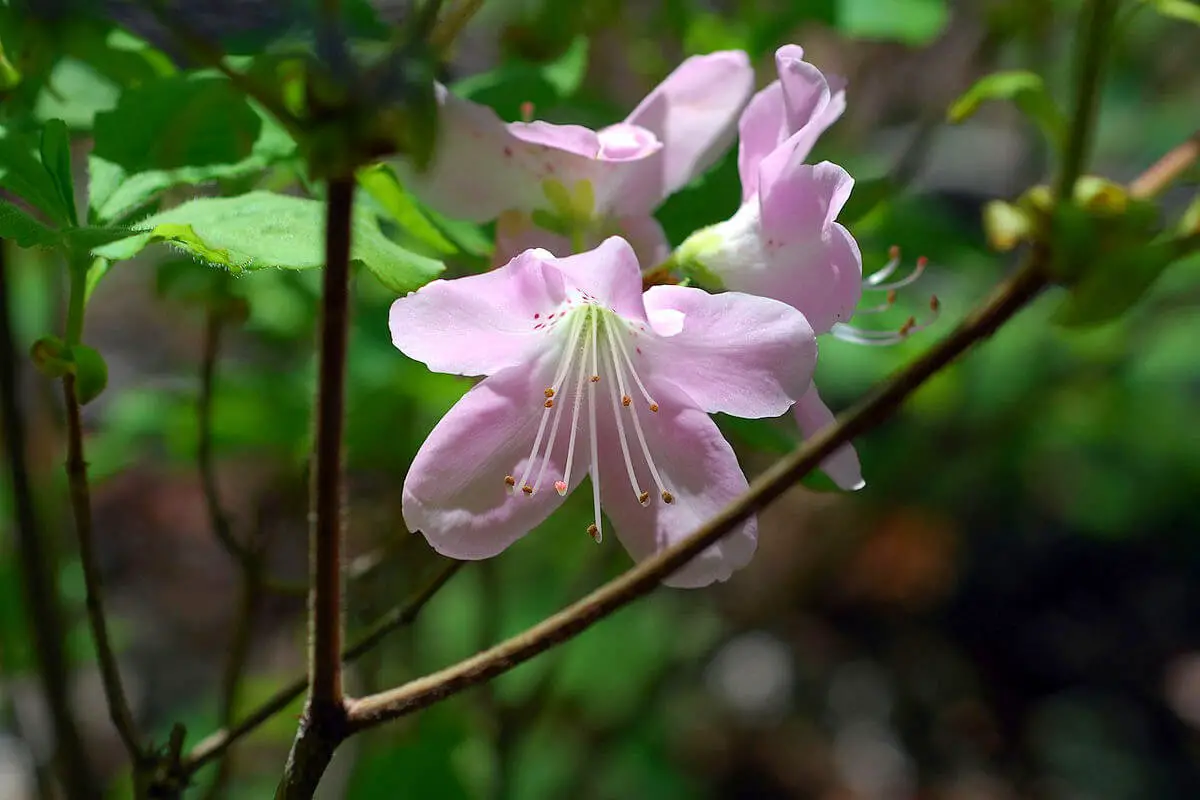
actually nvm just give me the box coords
[504,475,516,487]
[871,254,927,292]
[865,245,902,286]
[559,316,592,493]
[604,322,671,502]
[604,337,646,504]
[661,490,674,504]
[609,321,658,410]
[586,311,603,543]
[516,311,586,494]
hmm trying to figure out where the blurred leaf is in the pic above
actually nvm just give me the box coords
[1144,0,1200,25]
[453,37,589,122]
[1052,239,1179,327]
[842,176,897,227]
[357,163,456,255]
[93,74,262,173]
[983,200,1035,251]
[94,191,444,292]
[29,335,70,378]
[34,58,120,130]
[348,711,471,799]
[1180,194,1200,235]
[0,200,59,248]
[948,71,1067,148]
[39,119,76,226]
[836,0,949,45]
[684,12,750,54]
[0,124,72,224]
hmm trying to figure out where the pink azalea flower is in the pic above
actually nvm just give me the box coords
[390,237,816,588]
[676,45,865,491]
[402,51,754,265]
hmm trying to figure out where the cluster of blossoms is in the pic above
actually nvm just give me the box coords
[389,45,932,587]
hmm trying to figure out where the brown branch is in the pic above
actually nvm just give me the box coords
[274,177,355,799]
[0,243,98,799]
[184,559,462,775]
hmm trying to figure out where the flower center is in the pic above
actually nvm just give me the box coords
[503,302,673,544]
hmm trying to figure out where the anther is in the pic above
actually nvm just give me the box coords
[930,295,940,312]
[649,403,659,413]
[554,480,567,495]
[590,375,600,382]
[887,290,897,305]
[521,484,534,495]
[544,399,554,408]
[520,100,534,122]
[504,475,516,487]
[544,388,555,398]
[586,523,601,542]
[661,490,674,504]
[888,244,900,259]
[899,316,917,336]
[622,395,631,407]
[638,491,650,506]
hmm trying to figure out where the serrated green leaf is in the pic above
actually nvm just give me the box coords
[71,344,108,404]
[94,191,444,293]
[837,0,949,44]
[357,164,456,255]
[93,74,262,173]
[40,119,77,226]
[0,200,59,248]
[0,125,71,224]
[948,71,1066,148]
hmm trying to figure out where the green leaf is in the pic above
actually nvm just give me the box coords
[29,335,71,378]
[0,200,59,248]
[94,191,444,293]
[40,119,77,226]
[840,176,896,226]
[1052,239,1179,327]
[0,125,72,224]
[1145,0,1200,25]
[71,344,108,404]
[34,58,121,130]
[357,164,456,256]
[836,0,949,44]
[948,71,1067,148]
[93,74,262,173]
[87,108,296,224]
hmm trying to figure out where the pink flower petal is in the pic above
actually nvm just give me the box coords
[597,378,757,588]
[549,236,648,323]
[403,352,580,559]
[793,383,864,491]
[640,285,816,418]
[626,50,755,205]
[737,46,846,201]
[615,214,671,268]
[390,249,566,376]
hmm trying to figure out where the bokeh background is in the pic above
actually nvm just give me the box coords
[2,0,1200,797]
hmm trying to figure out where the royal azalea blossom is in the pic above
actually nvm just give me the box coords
[675,45,934,492]
[390,237,816,588]
[401,51,754,266]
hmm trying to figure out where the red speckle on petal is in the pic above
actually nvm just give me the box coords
[636,347,642,354]
[533,313,540,319]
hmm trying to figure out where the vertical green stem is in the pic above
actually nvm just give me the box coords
[0,245,98,798]
[1056,0,1118,202]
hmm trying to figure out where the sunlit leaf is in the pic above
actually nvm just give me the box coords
[836,0,949,44]
[94,191,444,293]
[949,70,1067,148]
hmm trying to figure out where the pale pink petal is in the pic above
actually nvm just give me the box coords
[403,353,581,559]
[793,382,864,491]
[390,249,566,376]
[597,378,756,588]
[549,236,648,322]
[508,121,601,156]
[614,214,671,268]
[401,85,547,221]
[737,46,846,201]
[626,51,755,202]
[759,157,853,236]
[494,211,572,266]
[640,285,815,418]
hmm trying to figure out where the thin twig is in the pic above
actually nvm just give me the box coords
[0,242,98,799]
[1129,131,1200,199]
[274,177,356,799]
[182,560,462,773]
[61,260,144,770]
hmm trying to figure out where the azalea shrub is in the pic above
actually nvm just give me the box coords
[1,1,1199,798]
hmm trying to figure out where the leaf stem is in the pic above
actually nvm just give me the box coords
[1056,0,1118,202]
[0,242,98,799]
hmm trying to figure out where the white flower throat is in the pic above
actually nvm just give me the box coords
[503,300,674,544]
